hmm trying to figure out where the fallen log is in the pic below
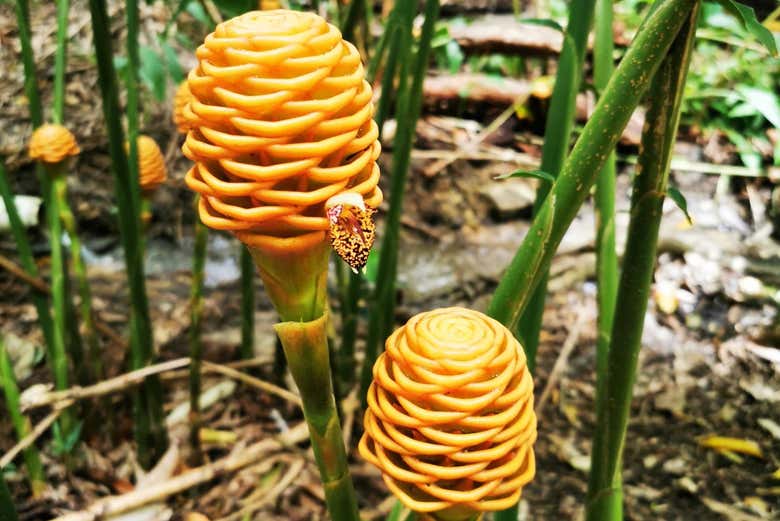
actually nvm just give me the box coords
[420,73,645,146]
[449,15,563,55]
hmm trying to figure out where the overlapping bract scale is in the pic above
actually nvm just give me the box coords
[359,307,537,516]
[134,136,167,193]
[29,124,80,164]
[182,10,381,253]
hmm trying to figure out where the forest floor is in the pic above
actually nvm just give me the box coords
[1,1,779,520]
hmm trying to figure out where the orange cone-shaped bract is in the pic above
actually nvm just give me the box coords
[128,136,167,194]
[359,308,537,520]
[29,124,80,164]
[173,81,192,134]
[182,9,381,260]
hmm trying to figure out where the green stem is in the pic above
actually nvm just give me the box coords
[240,246,255,360]
[87,0,167,468]
[360,0,441,404]
[486,0,698,332]
[0,471,18,521]
[188,215,208,465]
[54,176,101,383]
[53,0,70,124]
[516,0,597,374]
[14,0,42,128]
[588,0,620,518]
[0,338,45,497]
[43,165,73,436]
[586,5,699,518]
[275,315,360,521]
[338,268,361,392]
[0,164,54,357]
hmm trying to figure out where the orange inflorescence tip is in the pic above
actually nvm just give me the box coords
[173,81,193,134]
[182,9,381,259]
[29,124,80,164]
[130,135,167,193]
[359,307,537,518]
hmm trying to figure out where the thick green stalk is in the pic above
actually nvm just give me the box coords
[275,315,360,521]
[55,177,101,383]
[0,165,54,355]
[586,6,698,518]
[87,0,167,467]
[486,0,698,332]
[588,0,620,518]
[516,0,597,373]
[0,472,17,521]
[240,246,255,360]
[43,165,73,435]
[360,0,441,403]
[188,216,208,465]
[53,0,70,123]
[0,338,45,497]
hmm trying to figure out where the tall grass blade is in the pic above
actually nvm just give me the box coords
[0,338,45,497]
[516,0,597,373]
[87,0,167,468]
[0,472,17,521]
[0,165,54,362]
[359,0,441,403]
[240,246,255,360]
[189,216,208,465]
[586,5,699,518]
[587,0,620,518]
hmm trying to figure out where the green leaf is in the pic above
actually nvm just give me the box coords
[161,41,184,84]
[52,420,83,455]
[444,40,464,73]
[139,46,167,101]
[521,17,565,33]
[495,169,557,184]
[736,86,780,128]
[715,0,778,55]
[667,186,693,224]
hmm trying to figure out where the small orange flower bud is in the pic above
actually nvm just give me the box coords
[359,308,537,519]
[28,124,80,164]
[128,135,167,193]
[182,9,381,264]
[173,81,192,134]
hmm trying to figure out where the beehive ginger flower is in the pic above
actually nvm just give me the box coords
[29,124,80,165]
[173,81,193,134]
[128,135,167,194]
[359,307,537,521]
[182,9,381,271]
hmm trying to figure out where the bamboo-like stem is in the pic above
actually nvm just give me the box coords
[43,164,74,436]
[54,177,101,383]
[274,315,360,521]
[360,0,441,403]
[87,0,167,468]
[0,165,54,356]
[586,6,698,518]
[0,471,18,521]
[53,0,69,124]
[188,216,208,465]
[0,338,45,497]
[240,246,255,360]
[588,0,620,518]
[485,0,698,332]
[516,0,597,374]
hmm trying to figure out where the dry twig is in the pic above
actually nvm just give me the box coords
[50,423,310,521]
[536,307,589,415]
